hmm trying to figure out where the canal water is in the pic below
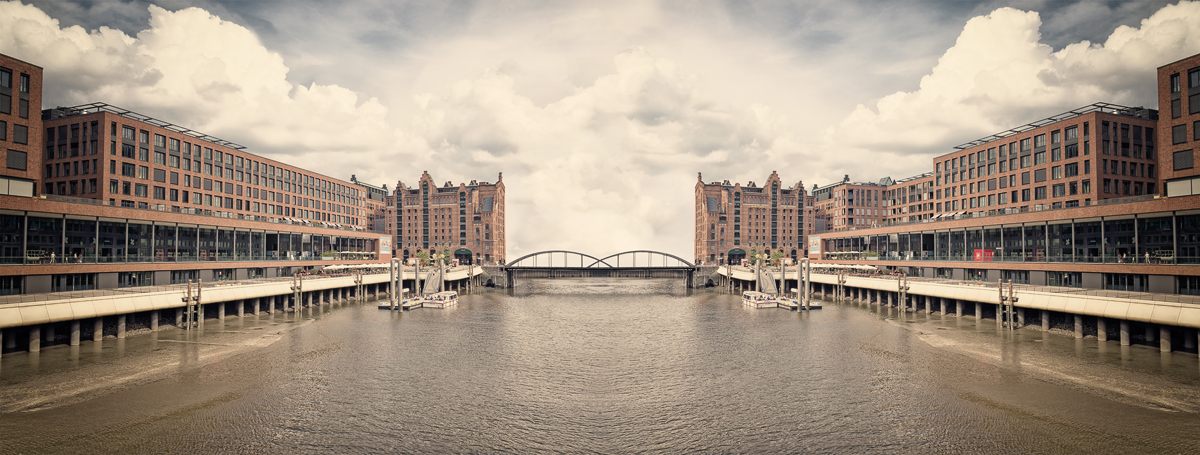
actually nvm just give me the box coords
[2,278,1199,453]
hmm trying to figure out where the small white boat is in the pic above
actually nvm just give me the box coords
[421,291,458,309]
[742,291,777,309]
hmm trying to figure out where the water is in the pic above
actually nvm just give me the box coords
[2,278,1200,453]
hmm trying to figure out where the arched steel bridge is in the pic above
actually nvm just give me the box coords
[501,250,696,287]
[505,250,694,269]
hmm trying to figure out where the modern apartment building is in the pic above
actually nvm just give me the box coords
[351,175,389,233]
[393,171,505,265]
[810,52,1200,295]
[0,55,390,296]
[694,171,810,265]
[0,53,42,198]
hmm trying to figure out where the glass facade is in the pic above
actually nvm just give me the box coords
[0,213,376,264]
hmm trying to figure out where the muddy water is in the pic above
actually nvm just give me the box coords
[1,278,1199,454]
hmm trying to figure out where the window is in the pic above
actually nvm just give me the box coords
[1174,124,1188,144]
[1064,144,1078,159]
[1034,134,1045,148]
[1051,166,1062,179]
[153,186,166,200]
[1065,162,1078,177]
[6,149,27,170]
[1020,155,1031,168]
[1034,151,1046,165]
[1021,189,1030,202]
[122,162,136,177]
[139,130,149,144]
[134,183,148,198]
[1196,121,1200,141]
[122,126,135,140]
[169,155,180,168]
[1065,126,1078,141]
[170,188,178,202]
[154,151,166,165]
[1034,169,1046,183]
[1174,150,1194,171]
[1035,186,1046,200]
[12,124,27,144]
[139,147,149,161]
[154,134,166,148]
[1052,184,1065,198]
[138,165,149,179]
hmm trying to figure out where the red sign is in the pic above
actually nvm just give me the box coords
[973,249,994,262]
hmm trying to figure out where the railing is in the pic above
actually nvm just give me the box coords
[40,194,365,231]
[1,253,379,265]
[830,194,1160,233]
[0,271,393,305]
[810,272,1200,305]
[817,253,1192,265]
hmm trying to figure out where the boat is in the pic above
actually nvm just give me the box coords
[742,291,777,309]
[421,291,458,309]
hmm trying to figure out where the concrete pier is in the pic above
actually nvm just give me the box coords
[218,302,225,321]
[150,310,159,331]
[1120,321,1131,346]
[1041,310,1050,331]
[1074,315,1084,339]
[29,326,40,352]
[253,298,260,314]
[1017,308,1025,327]
[1097,318,1108,342]
[940,298,946,314]
[1160,326,1171,352]
[70,321,80,346]
[956,300,963,317]
[117,314,126,339]
[975,302,982,320]
[94,318,103,342]
[175,308,183,326]
[237,301,244,317]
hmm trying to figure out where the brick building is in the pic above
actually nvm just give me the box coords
[393,171,505,265]
[694,171,810,265]
[1161,53,1200,195]
[351,175,389,233]
[1,54,42,198]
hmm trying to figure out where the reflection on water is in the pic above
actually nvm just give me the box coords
[1,278,1199,453]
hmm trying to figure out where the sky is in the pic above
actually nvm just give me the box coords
[3,0,1199,261]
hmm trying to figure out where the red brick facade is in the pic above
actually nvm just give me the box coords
[1160,53,1200,187]
[695,171,810,265]
[393,171,505,265]
[0,54,42,196]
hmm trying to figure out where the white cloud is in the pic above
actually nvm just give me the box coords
[411,48,796,258]
[0,1,394,158]
[826,2,1200,159]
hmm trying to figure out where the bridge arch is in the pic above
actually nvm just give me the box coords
[505,250,614,268]
[585,250,694,268]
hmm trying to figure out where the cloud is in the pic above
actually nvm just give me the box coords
[0,1,394,158]
[411,48,797,257]
[825,2,1200,158]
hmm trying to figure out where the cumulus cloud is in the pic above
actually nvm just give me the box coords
[826,2,1200,159]
[0,1,394,157]
[411,48,796,257]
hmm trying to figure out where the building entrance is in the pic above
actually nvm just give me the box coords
[727,248,746,266]
[454,248,474,265]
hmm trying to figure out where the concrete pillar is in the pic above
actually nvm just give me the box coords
[3,329,14,350]
[29,326,40,352]
[1146,326,1157,343]
[70,321,81,346]
[1097,318,1107,342]
[1041,310,1050,331]
[94,318,104,342]
[976,302,982,320]
[117,315,127,339]
[237,301,244,317]
[1160,326,1172,353]
[175,308,183,326]
[253,298,260,314]
[955,300,963,317]
[218,302,225,321]
[940,298,946,314]
[1017,308,1025,327]
[150,310,159,331]
[1120,320,1131,346]
[1074,315,1083,339]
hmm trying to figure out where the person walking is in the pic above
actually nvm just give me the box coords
[50,252,56,264]
[1145,252,1151,264]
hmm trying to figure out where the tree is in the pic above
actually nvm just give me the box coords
[749,247,761,265]
[415,249,430,266]
[770,250,785,266]
[440,247,452,265]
